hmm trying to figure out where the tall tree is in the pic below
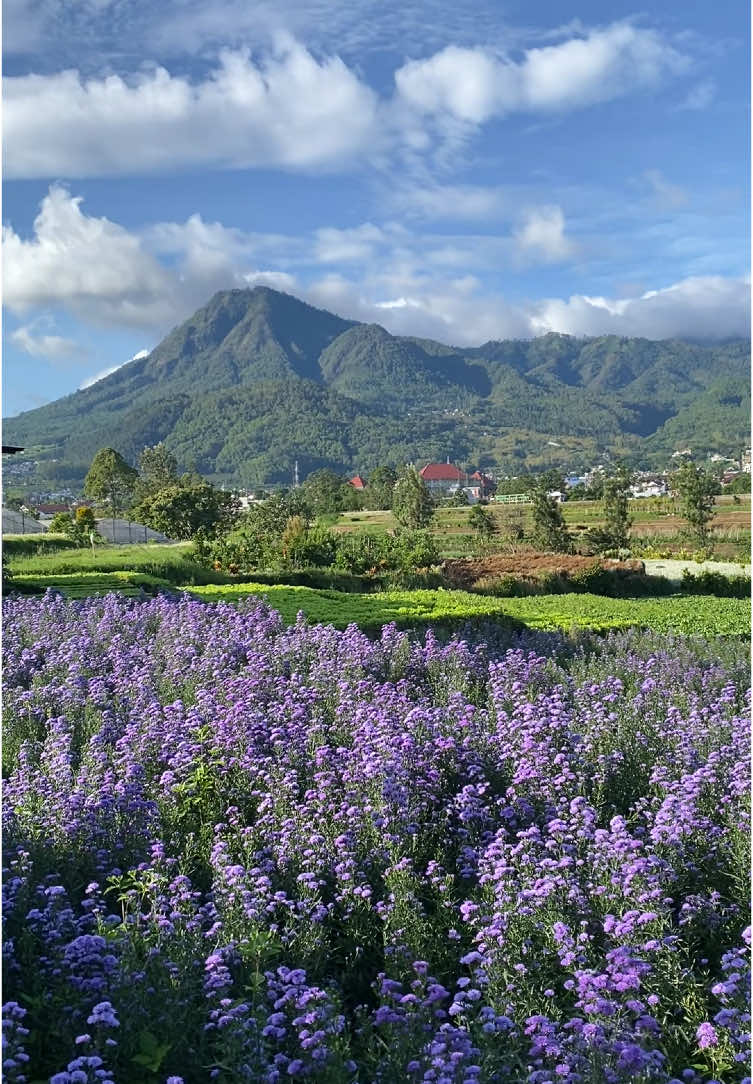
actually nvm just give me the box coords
[137,442,179,497]
[602,465,633,550]
[468,503,496,539]
[131,481,240,541]
[84,448,138,537]
[392,466,435,530]
[530,480,572,553]
[365,466,398,510]
[673,462,719,546]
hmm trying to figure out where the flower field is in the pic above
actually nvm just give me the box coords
[2,592,750,1083]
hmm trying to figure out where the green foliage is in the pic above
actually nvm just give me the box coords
[725,473,751,494]
[45,509,103,548]
[6,544,228,586]
[673,462,720,545]
[1,534,80,556]
[365,466,397,510]
[392,466,435,529]
[188,583,751,637]
[301,468,359,515]
[6,289,748,484]
[135,442,180,500]
[467,503,496,538]
[84,447,139,515]
[131,481,240,541]
[680,569,752,599]
[530,483,573,553]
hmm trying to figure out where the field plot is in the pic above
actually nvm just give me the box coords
[2,592,750,1083]
[189,582,751,637]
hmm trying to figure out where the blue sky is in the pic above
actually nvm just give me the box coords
[2,0,749,417]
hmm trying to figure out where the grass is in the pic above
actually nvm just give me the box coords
[10,571,172,598]
[186,582,751,637]
[2,533,80,556]
[6,542,229,585]
[333,497,751,560]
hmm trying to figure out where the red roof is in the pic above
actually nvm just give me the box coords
[36,503,70,514]
[349,475,366,489]
[420,463,465,482]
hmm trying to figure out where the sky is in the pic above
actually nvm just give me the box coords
[2,0,750,417]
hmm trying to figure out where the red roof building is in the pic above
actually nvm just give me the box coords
[349,475,366,490]
[419,463,465,483]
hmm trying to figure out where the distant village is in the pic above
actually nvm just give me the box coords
[4,446,750,533]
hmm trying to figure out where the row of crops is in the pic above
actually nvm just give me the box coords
[2,591,750,1082]
[7,571,751,634]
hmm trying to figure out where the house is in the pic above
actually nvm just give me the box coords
[348,475,366,490]
[469,470,496,498]
[35,502,71,517]
[629,481,667,498]
[742,449,751,473]
[419,462,466,495]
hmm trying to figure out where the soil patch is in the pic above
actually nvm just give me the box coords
[442,552,643,590]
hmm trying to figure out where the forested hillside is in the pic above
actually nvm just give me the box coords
[4,287,749,484]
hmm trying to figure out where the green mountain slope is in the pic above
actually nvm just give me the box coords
[3,287,749,483]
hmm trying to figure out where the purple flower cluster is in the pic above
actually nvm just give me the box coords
[2,592,750,1082]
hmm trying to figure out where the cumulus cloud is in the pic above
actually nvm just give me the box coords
[79,349,149,390]
[529,276,751,339]
[10,322,80,361]
[2,185,175,327]
[395,23,688,122]
[4,24,691,179]
[5,187,748,346]
[3,39,381,178]
[514,206,575,262]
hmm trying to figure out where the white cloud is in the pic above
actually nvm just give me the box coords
[514,206,575,262]
[2,185,175,327]
[678,79,716,110]
[10,322,79,361]
[395,23,688,122]
[388,182,509,220]
[643,169,689,210]
[79,349,149,390]
[529,276,751,339]
[5,187,747,347]
[4,39,381,179]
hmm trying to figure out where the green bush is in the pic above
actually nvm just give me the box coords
[680,569,751,599]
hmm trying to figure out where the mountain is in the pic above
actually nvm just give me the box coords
[4,287,749,485]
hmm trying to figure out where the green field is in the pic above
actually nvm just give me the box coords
[335,495,751,559]
[187,581,750,636]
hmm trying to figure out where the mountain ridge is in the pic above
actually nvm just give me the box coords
[4,286,749,484]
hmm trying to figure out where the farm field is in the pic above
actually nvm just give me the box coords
[188,582,751,637]
[2,591,749,1083]
[335,497,751,560]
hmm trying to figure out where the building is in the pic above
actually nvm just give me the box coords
[419,462,466,495]
[742,449,751,473]
[468,471,496,498]
[348,475,366,490]
[629,480,667,498]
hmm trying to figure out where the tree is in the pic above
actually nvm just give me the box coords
[302,469,347,516]
[601,465,633,550]
[131,482,240,541]
[392,466,435,529]
[136,442,179,499]
[365,466,398,510]
[84,448,138,535]
[673,462,719,546]
[530,481,572,553]
[468,503,496,540]
[47,507,102,547]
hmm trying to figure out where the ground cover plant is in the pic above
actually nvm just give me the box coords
[6,543,227,586]
[2,592,750,1083]
[187,582,751,637]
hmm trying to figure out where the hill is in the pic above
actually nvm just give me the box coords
[4,287,749,484]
